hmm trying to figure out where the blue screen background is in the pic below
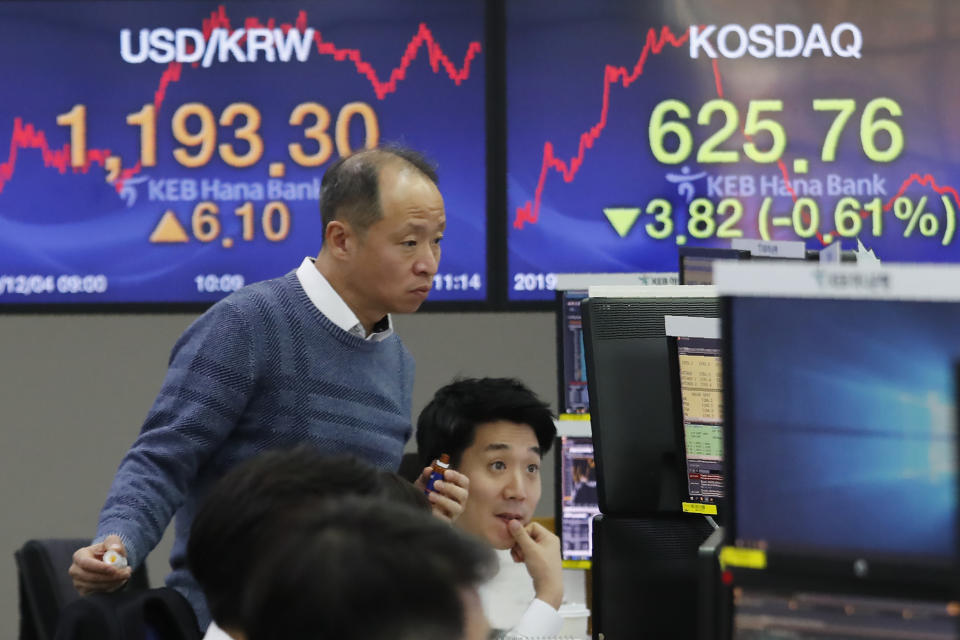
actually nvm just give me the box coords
[0,1,486,303]
[731,297,959,559]
[506,0,960,300]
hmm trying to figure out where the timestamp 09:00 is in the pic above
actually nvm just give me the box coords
[0,274,109,296]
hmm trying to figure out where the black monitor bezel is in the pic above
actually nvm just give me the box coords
[582,294,721,516]
[721,295,960,596]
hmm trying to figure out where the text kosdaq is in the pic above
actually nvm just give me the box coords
[689,23,862,60]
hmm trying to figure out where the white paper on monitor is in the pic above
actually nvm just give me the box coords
[664,315,721,339]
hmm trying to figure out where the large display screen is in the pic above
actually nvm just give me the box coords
[507,0,960,300]
[730,297,959,561]
[0,1,486,304]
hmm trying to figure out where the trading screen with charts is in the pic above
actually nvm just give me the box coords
[558,436,600,563]
[677,335,724,505]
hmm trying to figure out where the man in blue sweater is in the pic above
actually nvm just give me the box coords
[68,146,468,630]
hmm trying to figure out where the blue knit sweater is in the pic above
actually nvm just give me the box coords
[94,270,415,629]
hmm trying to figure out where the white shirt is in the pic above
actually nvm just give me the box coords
[201,621,234,640]
[295,257,393,341]
[479,549,563,639]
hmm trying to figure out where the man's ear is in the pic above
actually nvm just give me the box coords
[324,220,353,258]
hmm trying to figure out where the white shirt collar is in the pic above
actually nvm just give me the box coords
[295,257,394,342]
[202,621,235,640]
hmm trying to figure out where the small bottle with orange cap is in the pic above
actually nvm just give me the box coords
[424,453,451,494]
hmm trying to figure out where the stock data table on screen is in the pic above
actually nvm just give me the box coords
[506,0,960,300]
[677,334,724,505]
[0,1,486,304]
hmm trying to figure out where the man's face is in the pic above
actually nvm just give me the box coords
[454,420,543,550]
[347,163,445,320]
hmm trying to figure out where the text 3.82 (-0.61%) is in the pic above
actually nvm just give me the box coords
[625,195,956,246]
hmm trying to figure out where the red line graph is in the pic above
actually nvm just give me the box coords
[1,120,113,188]
[711,59,801,205]
[0,5,482,194]
[884,173,960,215]
[512,26,689,230]
[710,59,724,99]
[197,6,481,100]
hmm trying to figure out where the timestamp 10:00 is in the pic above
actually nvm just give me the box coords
[195,274,246,293]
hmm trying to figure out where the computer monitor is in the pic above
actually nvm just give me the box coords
[731,584,960,639]
[555,435,600,567]
[554,274,681,416]
[717,261,960,590]
[666,315,725,517]
[678,247,752,285]
[804,248,860,263]
[592,513,716,639]
[582,285,719,515]
[679,245,858,286]
[556,290,590,415]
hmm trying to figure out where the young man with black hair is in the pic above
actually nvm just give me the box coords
[416,377,563,638]
[241,497,495,640]
[69,146,468,630]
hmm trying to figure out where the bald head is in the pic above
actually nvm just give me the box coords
[319,147,439,237]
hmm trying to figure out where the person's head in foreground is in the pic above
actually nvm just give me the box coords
[187,445,428,637]
[242,497,495,640]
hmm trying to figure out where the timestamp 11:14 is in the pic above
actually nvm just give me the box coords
[432,273,482,291]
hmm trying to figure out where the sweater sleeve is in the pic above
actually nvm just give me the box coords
[94,300,257,568]
[402,347,415,439]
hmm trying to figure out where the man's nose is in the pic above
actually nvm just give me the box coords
[503,471,527,500]
[415,244,440,276]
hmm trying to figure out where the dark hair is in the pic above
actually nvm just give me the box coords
[319,145,438,235]
[242,497,495,640]
[377,468,431,511]
[187,446,424,628]
[415,377,556,469]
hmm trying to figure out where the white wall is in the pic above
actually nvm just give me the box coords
[0,309,557,638]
